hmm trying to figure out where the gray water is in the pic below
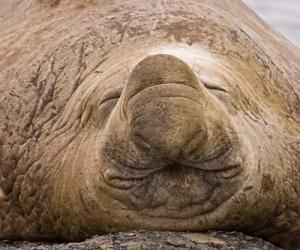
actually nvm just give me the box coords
[243,0,300,48]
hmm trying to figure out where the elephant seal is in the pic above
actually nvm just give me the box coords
[0,0,299,249]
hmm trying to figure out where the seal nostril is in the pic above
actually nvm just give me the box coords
[131,132,152,151]
[181,129,207,158]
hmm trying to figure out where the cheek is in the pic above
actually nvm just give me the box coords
[208,91,238,115]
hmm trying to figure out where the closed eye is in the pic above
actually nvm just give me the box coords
[196,74,228,93]
[98,86,123,106]
[203,80,228,93]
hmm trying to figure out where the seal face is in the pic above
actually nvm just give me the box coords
[0,0,300,249]
[99,55,245,219]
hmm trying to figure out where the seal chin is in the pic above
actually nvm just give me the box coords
[138,201,217,219]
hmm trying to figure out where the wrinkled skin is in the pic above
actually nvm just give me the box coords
[0,0,300,249]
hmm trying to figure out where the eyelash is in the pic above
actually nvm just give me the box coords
[98,87,123,106]
[98,94,120,106]
[203,81,228,93]
[197,74,228,93]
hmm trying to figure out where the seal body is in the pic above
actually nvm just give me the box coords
[0,0,299,249]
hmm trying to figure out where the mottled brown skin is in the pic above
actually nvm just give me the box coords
[0,0,300,249]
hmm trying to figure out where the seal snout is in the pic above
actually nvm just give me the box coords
[128,97,208,160]
[124,54,208,160]
[123,54,201,103]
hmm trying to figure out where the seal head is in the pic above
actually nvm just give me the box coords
[98,55,245,218]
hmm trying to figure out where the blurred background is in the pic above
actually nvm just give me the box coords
[243,0,300,48]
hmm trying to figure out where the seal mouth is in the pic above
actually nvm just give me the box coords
[102,157,243,218]
[103,164,241,190]
[102,142,240,186]
[103,160,241,184]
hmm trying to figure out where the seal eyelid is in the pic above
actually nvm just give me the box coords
[98,87,123,106]
[202,80,228,93]
[196,74,227,92]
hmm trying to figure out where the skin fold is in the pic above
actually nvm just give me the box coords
[0,0,299,249]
